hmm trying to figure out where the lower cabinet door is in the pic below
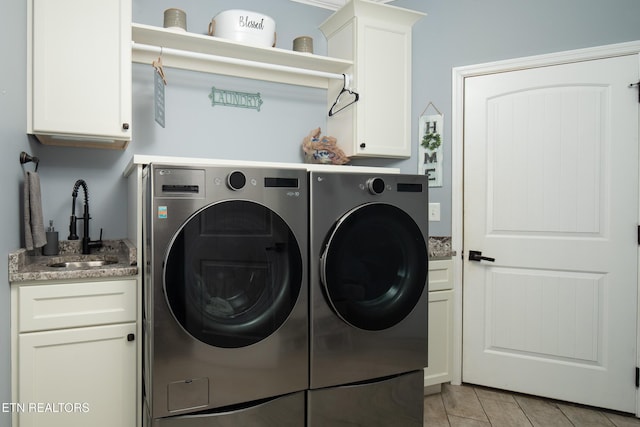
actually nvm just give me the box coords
[424,290,454,386]
[18,323,136,427]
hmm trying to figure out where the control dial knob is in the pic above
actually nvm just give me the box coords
[366,177,385,195]
[227,171,246,190]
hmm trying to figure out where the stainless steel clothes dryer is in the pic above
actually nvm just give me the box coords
[142,164,308,424]
[309,171,429,390]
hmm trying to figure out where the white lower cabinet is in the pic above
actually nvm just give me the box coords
[11,279,137,427]
[424,259,454,388]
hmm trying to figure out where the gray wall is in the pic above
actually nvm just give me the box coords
[1,0,639,423]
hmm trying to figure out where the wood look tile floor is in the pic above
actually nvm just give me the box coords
[425,383,640,427]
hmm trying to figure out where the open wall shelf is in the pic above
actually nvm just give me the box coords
[131,23,353,88]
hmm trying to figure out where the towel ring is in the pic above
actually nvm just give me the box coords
[20,151,39,172]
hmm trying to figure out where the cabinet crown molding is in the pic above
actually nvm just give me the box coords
[289,0,394,10]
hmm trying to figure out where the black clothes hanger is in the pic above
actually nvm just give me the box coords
[328,74,359,117]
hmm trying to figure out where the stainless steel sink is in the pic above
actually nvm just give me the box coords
[48,259,118,269]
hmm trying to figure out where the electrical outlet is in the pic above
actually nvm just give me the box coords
[429,203,441,222]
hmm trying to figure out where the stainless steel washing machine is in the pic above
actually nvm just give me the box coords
[308,171,429,390]
[142,164,307,425]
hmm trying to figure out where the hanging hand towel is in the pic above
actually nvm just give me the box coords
[23,171,47,250]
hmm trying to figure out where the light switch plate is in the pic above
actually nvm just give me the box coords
[429,203,441,222]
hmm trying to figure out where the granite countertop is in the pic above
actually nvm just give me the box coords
[9,236,447,282]
[429,236,455,260]
[8,239,138,283]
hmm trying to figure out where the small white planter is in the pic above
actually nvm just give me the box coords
[210,10,276,47]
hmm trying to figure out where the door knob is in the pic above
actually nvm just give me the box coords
[469,250,495,262]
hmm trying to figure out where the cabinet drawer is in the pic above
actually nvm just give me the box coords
[428,259,454,291]
[18,280,136,332]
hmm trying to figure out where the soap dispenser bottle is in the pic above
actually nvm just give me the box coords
[43,220,59,256]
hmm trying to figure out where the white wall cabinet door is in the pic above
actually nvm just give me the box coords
[18,323,137,427]
[321,0,424,158]
[28,0,132,148]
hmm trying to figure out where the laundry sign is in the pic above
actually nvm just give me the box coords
[209,87,263,112]
[418,110,443,187]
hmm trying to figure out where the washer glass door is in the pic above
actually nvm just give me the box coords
[164,200,302,348]
[320,203,427,331]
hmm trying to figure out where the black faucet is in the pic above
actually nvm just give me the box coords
[68,179,103,254]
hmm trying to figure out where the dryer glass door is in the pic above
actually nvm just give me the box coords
[320,203,428,331]
[164,200,303,348]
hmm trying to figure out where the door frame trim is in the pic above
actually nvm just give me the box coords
[451,39,640,414]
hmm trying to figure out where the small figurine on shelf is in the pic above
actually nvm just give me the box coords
[302,127,350,165]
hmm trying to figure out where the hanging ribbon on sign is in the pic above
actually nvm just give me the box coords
[152,51,167,128]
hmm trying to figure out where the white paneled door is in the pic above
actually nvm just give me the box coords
[463,53,639,412]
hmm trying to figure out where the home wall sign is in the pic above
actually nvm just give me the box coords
[209,87,263,112]
[418,102,443,187]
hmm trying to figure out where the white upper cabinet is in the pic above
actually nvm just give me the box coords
[321,0,424,158]
[27,0,132,149]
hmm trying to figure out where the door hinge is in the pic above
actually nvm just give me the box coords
[637,225,640,245]
[630,81,640,103]
[635,367,639,388]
